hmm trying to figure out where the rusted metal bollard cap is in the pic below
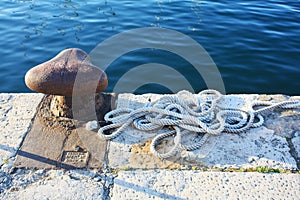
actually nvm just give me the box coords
[25,48,108,96]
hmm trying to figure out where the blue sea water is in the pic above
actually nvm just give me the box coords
[0,0,299,94]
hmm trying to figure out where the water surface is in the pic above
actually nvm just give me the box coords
[0,0,299,94]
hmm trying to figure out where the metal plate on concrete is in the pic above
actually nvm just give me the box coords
[61,151,90,167]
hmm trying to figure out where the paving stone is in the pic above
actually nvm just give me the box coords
[291,132,300,158]
[14,95,107,169]
[111,170,300,200]
[261,95,300,139]
[0,94,43,168]
[108,93,299,170]
[0,169,104,199]
[108,93,181,169]
[183,126,297,169]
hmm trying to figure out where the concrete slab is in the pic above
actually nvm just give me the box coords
[291,132,300,169]
[14,95,107,169]
[108,93,300,170]
[0,94,43,168]
[111,170,300,200]
[292,133,300,158]
[260,95,300,139]
[107,93,183,169]
[0,169,105,199]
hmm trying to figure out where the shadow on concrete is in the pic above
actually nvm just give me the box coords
[0,144,16,154]
[16,150,77,169]
[113,177,185,200]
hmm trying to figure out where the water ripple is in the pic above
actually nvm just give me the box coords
[0,0,299,94]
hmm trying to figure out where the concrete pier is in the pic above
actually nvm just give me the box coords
[0,93,299,199]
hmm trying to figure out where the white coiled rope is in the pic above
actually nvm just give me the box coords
[91,89,300,159]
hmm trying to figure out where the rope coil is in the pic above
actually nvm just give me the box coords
[92,90,300,159]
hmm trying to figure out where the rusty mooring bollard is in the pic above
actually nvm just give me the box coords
[24,48,108,119]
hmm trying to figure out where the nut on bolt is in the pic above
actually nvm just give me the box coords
[25,48,108,118]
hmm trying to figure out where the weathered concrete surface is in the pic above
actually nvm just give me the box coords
[292,132,300,158]
[1,168,299,199]
[14,118,107,169]
[0,94,43,168]
[108,93,300,170]
[111,170,300,200]
[13,95,108,169]
[0,169,105,199]
[0,93,299,199]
